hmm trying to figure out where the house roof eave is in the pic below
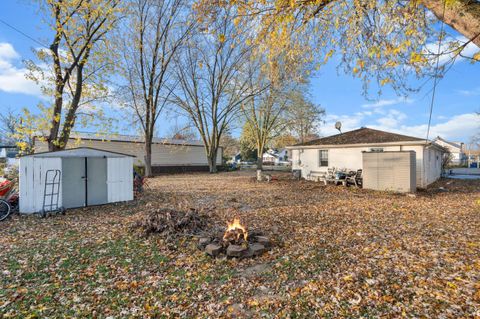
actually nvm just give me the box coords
[286,140,434,149]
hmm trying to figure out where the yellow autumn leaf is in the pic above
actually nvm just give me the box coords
[380,78,391,86]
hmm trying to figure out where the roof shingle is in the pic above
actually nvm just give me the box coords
[295,127,424,146]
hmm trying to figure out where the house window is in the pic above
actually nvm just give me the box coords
[370,148,384,152]
[319,150,328,167]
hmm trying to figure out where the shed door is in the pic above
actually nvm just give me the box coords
[87,158,108,206]
[107,157,134,203]
[62,158,86,209]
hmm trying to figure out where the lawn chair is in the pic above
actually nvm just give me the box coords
[345,169,363,187]
[325,167,337,184]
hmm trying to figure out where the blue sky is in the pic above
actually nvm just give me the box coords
[0,1,479,143]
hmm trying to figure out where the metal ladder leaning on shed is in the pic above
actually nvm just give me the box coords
[41,169,65,217]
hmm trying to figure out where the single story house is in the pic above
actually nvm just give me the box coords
[33,132,223,174]
[432,136,466,166]
[286,127,446,188]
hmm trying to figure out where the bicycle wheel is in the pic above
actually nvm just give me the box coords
[0,199,11,221]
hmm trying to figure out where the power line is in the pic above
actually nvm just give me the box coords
[0,18,49,49]
[425,0,447,143]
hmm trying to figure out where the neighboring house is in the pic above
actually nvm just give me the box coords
[286,127,446,188]
[0,145,17,159]
[262,149,289,165]
[432,136,466,165]
[0,145,19,167]
[230,152,242,164]
[465,149,480,168]
[33,132,223,174]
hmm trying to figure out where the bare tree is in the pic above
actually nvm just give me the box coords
[167,121,198,140]
[284,90,325,144]
[0,109,19,145]
[117,0,193,176]
[241,80,291,180]
[171,7,254,173]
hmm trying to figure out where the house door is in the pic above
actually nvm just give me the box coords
[86,158,108,206]
[62,158,86,209]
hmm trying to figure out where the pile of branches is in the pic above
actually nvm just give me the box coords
[133,207,210,238]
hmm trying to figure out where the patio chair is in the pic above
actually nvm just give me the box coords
[308,171,328,185]
[345,169,363,187]
[325,168,337,184]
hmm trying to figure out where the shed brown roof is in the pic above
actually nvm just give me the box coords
[295,127,424,146]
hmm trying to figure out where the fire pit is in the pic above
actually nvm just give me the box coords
[198,217,271,258]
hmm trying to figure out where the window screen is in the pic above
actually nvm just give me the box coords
[319,150,328,167]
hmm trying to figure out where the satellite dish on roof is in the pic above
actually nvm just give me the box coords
[335,121,342,133]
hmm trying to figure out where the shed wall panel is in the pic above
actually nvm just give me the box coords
[33,158,62,213]
[19,157,34,213]
[107,157,133,203]
[20,157,63,214]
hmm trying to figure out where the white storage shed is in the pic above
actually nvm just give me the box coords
[19,147,134,214]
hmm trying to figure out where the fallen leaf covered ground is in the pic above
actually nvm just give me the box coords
[1,171,480,318]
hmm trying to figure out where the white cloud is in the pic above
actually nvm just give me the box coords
[362,97,413,109]
[457,87,480,96]
[0,42,43,97]
[322,111,479,142]
[322,112,365,136]
[375,109,407,128]
[0,43,19,60]
[371,113,480,142]
[425,35,480,66]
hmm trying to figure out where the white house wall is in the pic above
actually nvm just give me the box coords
[291,144,437,188]
[35,139,222,166]
[422,147,442,186]
[19,157,62,214]
[107,157,134,203]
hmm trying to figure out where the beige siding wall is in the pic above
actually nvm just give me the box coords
[291,144,439,188]
[34,139,223,166]
[363,151,416,193]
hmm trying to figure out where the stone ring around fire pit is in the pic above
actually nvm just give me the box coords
[197,217,271,258]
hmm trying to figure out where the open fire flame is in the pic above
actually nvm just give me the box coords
[223,217,248,243]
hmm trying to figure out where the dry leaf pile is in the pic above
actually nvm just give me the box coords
[132,207,210,238]
[1,171,479,318]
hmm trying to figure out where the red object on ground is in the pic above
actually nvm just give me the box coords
[0,180,13,197]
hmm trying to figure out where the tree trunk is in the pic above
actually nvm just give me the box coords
[144,139,153,177]
[256,143,264,181]
[421,0,480,47]
[208,148,218,173]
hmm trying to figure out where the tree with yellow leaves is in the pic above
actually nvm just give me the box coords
[26,0,122,152]
[195,0,479,97]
